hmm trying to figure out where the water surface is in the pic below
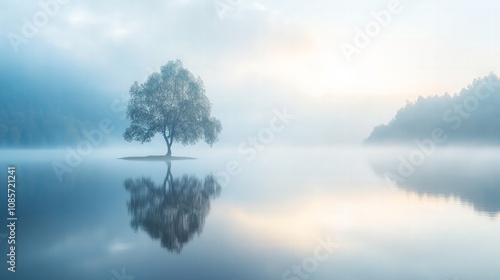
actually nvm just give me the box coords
[1,147,499,280]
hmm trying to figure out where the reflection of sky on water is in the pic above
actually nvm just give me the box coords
[0,148,499,280]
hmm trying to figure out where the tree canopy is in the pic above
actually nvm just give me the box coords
[123,60,222,155]
[365,73,500,145]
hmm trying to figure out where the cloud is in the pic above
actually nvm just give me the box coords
[3,0,500,147]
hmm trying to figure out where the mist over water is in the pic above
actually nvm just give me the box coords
[2,146,499,279]
[2,0,500,279]
[367,146,500,216]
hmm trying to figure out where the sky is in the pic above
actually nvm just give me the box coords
[2,0,500,146]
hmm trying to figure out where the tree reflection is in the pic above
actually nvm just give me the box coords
[124,162,221,253]
[369,150,500,216]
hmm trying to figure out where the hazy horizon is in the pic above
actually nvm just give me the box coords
[2,1,500,279]
[3,0,500,149]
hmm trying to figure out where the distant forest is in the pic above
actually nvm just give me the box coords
[0,91,90,147]
[0,65,125,148]
[365,73,500,145]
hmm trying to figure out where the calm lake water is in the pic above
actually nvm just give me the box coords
[1,147,499,280]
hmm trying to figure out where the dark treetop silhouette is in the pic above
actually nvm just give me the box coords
[124,163,221,253]
[123,60,222,156]
[365,73,500,145]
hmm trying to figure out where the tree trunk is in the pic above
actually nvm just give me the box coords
[163,162,173,192]
[163,132,173,156]
[166,142,172,156]
[167,133,174,156]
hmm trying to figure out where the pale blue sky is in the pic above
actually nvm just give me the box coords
[2,0,500,144]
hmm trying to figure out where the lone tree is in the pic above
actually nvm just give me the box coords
[124,60,222,156]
